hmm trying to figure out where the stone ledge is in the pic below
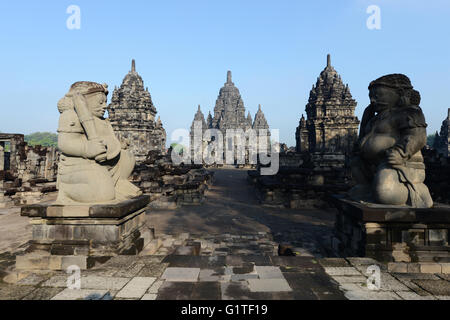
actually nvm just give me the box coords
[388,262,450,274]
[21,195,150,218]
[331,196,450,223]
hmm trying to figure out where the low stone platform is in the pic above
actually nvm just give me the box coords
[332,196,450,263]
[16,195,152,270]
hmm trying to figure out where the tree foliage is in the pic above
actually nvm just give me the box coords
[24,132,58,147]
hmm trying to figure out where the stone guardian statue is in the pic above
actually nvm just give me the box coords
[350,74,433,208]
[56,81,142,204]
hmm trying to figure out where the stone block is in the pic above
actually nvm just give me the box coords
[161,267,200,282]
[247,279,292,292]
[81,276,130,291]
[420,263,442,274]
[407,263,421,273]
[116,277,156,299]
[442,263,450,274]
[147,280,164,294]
[388,262,408,273]
[51,288,109,300]
[254,266,284,279]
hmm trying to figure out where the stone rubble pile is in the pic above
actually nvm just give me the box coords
[132,150,214,209]
[0,133,58,207]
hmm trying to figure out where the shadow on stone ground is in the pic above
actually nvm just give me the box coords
[147,168,337,257]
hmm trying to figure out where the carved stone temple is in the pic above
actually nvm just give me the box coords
[248,55,359,208]
[296,54,359,155]
[433,108,450,157]
[190,71,270,166]
[108,59,166,163]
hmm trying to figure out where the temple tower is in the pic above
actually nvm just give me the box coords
[434,108,450,157]
[108,59,166,162]
[295,54,359,154]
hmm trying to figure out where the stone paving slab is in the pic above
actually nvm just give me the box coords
[0,283,37,300]
[22,287,64,300]
[247,278,292,292]
[141,293,157,300]
[42,275,69,288]
[395,291,437,300]
[156,281,195,300]
[80,276,130,291]
[220,281,294,300]
[318,258,350,268]
[324,267,362,276]
[254,266,285,279]
[162,255,226,268]
[116,277,156,299]
[343,290,401,300]
[147,280,164,294]
[113,262,145,278]
[270,256,320,268]
[51,288,109,300]
[161,267,200,282]
[412,280,450,296]
[137,263,169,278]
[283,272,345,300]
[199,268,225,282]
[17,273,52,286]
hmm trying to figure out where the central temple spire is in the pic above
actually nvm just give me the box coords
[227,70,232,84]
[327,54,331,67]
[131,59,136,72]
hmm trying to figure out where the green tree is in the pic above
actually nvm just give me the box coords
[24,132,58,147]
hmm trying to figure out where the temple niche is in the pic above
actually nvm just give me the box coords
[190,71,270,166]
[108,59,166,163]
[296,54,359,155]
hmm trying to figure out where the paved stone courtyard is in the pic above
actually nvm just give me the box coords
[0,168,449,300]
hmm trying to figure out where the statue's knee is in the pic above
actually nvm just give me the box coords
[374,169,408,205]
[65,171,115,202]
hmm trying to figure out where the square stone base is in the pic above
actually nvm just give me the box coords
[16,195,152,270]
[331,196,450,263]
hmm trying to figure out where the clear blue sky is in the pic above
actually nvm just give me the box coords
[0,0,449,147]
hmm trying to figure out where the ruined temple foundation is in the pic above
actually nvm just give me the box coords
[16,195,152,270]
[331,196,450,264]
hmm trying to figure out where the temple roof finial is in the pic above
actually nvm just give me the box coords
[131,59,136,72]
[327,54,331,67]
[227,70,232,83]
[198,104,201,111]
[258,104,261,111]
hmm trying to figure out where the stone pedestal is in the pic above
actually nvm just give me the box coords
[16,195,152,270]
[331,196,450,263]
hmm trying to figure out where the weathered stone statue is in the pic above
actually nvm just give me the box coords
[56,81,142,204]
[350,74,433,208]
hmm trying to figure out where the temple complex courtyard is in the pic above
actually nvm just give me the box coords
[0,168,449,300]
